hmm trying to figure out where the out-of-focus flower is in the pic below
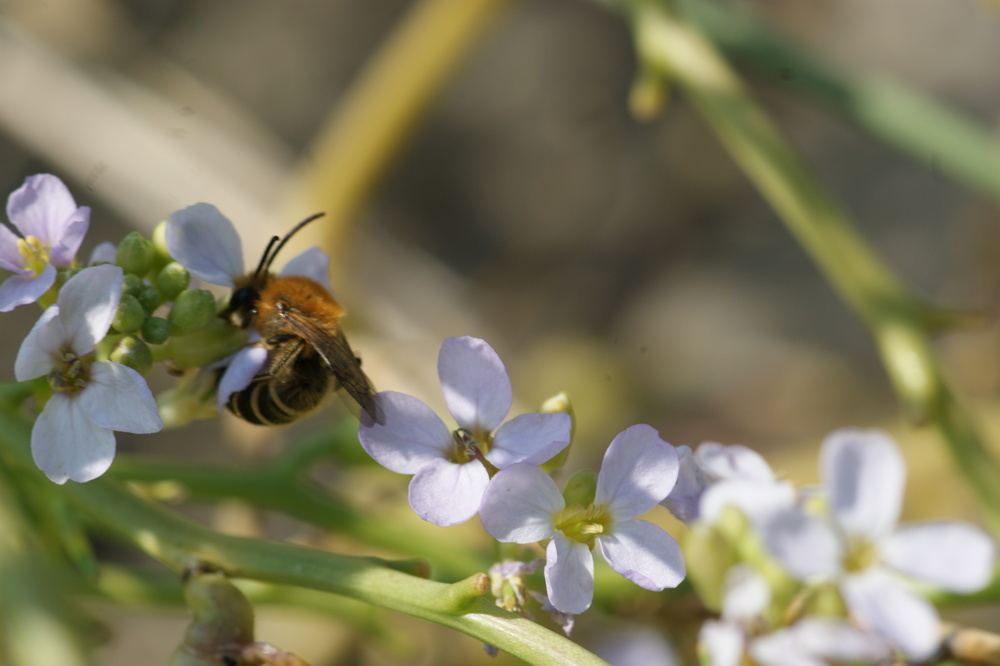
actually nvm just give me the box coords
[0,174,89,311]
[358,336,571,526]
[749,618,892,666]
[480,424,685,614]
[697,565,771,666]
[760,429,996,660]
[14,265,162,483]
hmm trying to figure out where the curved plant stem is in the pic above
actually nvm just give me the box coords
[612,0,1000,531]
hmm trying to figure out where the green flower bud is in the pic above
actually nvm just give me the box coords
[116,231,155,276]
[561,469,597,508]
[109,335,153,376]
[152,219,171,263]
[168,571,254,666]
[169,289,217,336]
[112,294,146,334]
[55,268,82,290]
[142,316,171,345]
[122,273,144,297]
[135,283,162,314]
[539,391,574,473]
[682,522,738,612]
[156,262,191,302]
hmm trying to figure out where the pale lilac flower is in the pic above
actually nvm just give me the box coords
[594,626,680,666]
[663,441,790,524]
[697,565,771,666]
[14,265,162,483]
[760,429,996,660]
[358,336,571,526]
[480,424,685,614]
[164,203,331,408]
[0,174,90,311]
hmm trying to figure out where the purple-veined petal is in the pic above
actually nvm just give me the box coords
[486,411,571,468]
[595,424,678,519]
[821,428,904,541]
[279,246,331,289]
[31,393,115,484]
[57,264,122,353]
[14,306,62,380]
[165,203,244,287]
[699,620,745,666]
[545,533,594,615]
[0,223,27,272]
[6,174,79,243]
[597,518,685,591]
[82,361,163,433]
[883,521,996,593]
[48,211,90,267]
[357,391,453,474]
[480,463,562,543]
[697,442,774,483]
[759,507,842,581]
[408,457,490,526]
[0,263,56,312]
[699,479,796,526]
[216,346,268,412]
[88,241,117,266]
[438,336,512,434]
[841,569,940,660]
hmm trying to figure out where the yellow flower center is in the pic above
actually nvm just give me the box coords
[449,428,492,464]
[554,503,612,548]
[17,235,50,275]
[842,536,880,573]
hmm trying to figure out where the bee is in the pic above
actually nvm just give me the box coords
[220,213,382,425]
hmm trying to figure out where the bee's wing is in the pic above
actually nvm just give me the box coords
[278,307,384,425]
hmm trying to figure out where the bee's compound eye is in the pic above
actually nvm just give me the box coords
[227,287,259,328]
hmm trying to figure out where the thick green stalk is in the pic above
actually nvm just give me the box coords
[620,0,1000,530]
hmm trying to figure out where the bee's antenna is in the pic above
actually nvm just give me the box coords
[258,212,326,276]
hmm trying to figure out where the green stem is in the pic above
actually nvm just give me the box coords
[617,0,1000,531]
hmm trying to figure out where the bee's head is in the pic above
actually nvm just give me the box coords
[223,283,259,329]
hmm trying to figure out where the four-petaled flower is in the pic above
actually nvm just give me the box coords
[760,429,996,660]
[357,336,571,526]
[14,264,163,483]
[480,424,686,614]
[164,203,332,410]
[0,174,89,312]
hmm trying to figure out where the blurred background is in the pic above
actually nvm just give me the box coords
[0,0,999,663]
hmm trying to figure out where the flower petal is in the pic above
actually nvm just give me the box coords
[57,264,122,353]
[14,305,62,380]
[841,569,941,660]
[88,240,117,266]
[165,203,244,287]
[437,336,511,433]
[32,393,115,484]
[486,411,571,468]
[357,391,452,474]
[48,212,90,267]
[408,457,489,526]
[595,424,678,519]
[721,565,771,623]
[821,428,904,541]
[792,618,892,663]
[7,174,79,243]
[598,518,686,591]
[480,463,562,543]
[697,442,775,483]
[0,223,27,272]
[545,533,594,615]
[82,361,162,433]
[883,521,996,593]
[216,346,268,412]
[699,479,796,526]
[759,507,842,581]
[699,620,745,666]
[279,246,331,289]
[0,263,56,312]
[748,627,822,666]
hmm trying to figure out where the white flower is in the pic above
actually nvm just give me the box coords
[0,174,90,311]
[14,264,162,483]
[480,424,686,614]
[760,429,996,659]
[358,336,571,526]
[749,618,891,666]
[697,565,771,666]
